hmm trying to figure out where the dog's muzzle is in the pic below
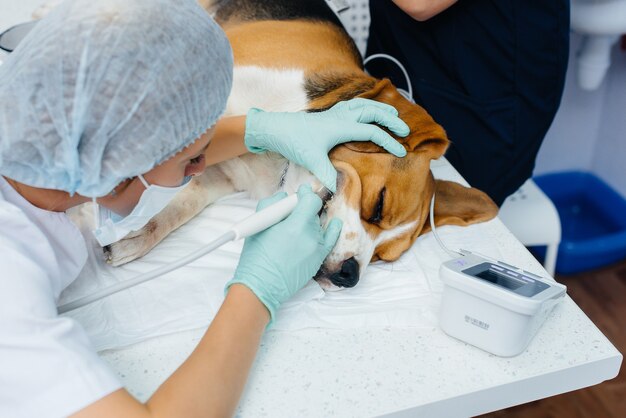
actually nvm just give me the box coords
[328,256,360,288]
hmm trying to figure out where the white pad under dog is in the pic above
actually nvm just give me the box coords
[61,163,511,351]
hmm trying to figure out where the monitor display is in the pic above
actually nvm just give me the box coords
[474,269,525,290]
[462,262,551,297]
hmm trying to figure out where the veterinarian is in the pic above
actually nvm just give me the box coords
[0,1,410,417]
[366,0,569,206]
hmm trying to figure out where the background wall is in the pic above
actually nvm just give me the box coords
[535,33,626,197]
[590,44,626,197]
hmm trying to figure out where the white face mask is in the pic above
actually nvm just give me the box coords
[92,174,192,247]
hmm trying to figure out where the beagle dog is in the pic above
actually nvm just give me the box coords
[106,0,498,290]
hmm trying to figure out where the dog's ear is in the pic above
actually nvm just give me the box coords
[344,78,449,159]
[420,180,499,234]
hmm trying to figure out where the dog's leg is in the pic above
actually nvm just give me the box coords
[105,164,237,266]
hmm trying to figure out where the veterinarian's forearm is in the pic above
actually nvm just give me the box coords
[205,115,249,166]
[71,284,269,418]
[146,283,269,418]
[392,0,457,21]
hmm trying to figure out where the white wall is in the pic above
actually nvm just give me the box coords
[535,33,626,197]
[592,45,626,197]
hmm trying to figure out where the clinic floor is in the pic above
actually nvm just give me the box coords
[480,258,626,418]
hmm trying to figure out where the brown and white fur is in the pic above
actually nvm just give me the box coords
[99,0,498,290]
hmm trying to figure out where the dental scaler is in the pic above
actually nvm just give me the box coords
[58,193,300,313]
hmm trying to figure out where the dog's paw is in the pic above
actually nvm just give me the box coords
[104,221,159,267]
[32,0,62,19]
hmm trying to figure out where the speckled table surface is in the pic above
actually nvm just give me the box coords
[99,160,622,417]
[0,4,621,417]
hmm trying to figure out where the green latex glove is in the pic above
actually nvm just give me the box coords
[244,98,411,192]
[225,184,343,324]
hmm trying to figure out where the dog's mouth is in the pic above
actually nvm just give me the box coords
[312,175,362,290]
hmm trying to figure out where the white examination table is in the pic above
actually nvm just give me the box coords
[97,159,622,417]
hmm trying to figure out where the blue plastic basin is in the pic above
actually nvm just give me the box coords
[533,171,626,274]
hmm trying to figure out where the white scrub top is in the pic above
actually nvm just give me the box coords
[0,177,121,418]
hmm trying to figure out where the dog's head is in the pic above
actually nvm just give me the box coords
[314,78,498,290]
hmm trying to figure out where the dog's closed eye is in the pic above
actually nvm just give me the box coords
[368,187,386,224]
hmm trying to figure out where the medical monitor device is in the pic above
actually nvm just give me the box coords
[438,252,566,357]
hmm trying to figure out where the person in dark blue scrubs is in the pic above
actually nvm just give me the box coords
[366,0,570,206]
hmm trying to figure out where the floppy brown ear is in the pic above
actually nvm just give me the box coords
[344,78,449,158]
[421,180,498,234]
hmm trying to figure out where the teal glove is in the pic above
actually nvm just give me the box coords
[244,98,411,192]
[225,184,343,323]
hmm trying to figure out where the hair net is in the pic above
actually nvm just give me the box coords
[0,0,233,197]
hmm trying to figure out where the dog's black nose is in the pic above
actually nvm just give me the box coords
[329,257,360,288]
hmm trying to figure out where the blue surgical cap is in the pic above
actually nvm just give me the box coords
[0,0,233,196]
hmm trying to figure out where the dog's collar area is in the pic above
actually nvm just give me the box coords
[318,187,334,217]
[278,161,289,188]
[276,159,332,210]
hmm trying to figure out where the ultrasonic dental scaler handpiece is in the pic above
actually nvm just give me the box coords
[58,192,302,313]
[231,193,298,240]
